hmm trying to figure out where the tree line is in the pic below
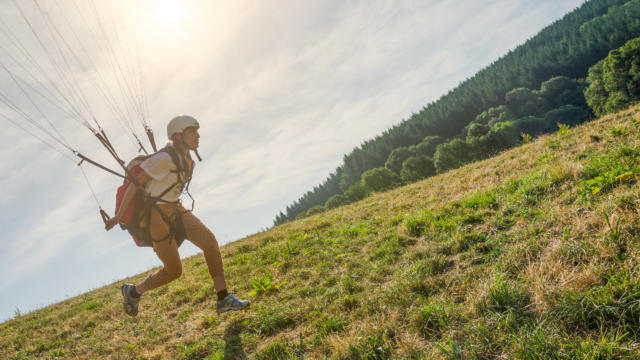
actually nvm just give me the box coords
[274,0,640,226]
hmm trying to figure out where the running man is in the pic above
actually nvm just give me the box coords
[105,115,249,316]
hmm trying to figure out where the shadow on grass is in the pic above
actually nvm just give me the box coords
[223,318,246,360]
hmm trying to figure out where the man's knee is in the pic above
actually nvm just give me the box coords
[164,264,182,280]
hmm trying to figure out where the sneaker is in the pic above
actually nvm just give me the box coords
[121,283,140,316]
[216,292,250,313]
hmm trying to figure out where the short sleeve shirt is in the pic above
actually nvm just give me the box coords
[139,152,184,202]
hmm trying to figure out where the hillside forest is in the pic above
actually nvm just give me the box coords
[274,0,640,225]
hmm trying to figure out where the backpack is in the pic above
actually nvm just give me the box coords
[114,145,194,247]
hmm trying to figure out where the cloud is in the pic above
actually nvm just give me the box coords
[0,179,95,289]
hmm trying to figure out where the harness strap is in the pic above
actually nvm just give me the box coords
[149,204,175,243]
[99,208,110,224]
[130,145,195,246]
[143,181,180,244]
[163,144,195,211]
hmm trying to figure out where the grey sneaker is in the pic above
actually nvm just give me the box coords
[216,292,250,313]
[121,283,140,316]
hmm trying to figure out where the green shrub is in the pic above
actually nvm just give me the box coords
[434,139,475,173]
[468,121,520,157]
[543,105,588,130]
[539,76,587,108]
[466,123,490,138]
[385,146,415,174]
[345,183,371,202]
[475,105,513,125]
[505,87,549,117]
[585,37,640,116]
[361,167,401,192]
[325,194,349,209]
[400,155,436,183]
[515,116,548,137]
[415,136,446,157]
[305,205,325,217]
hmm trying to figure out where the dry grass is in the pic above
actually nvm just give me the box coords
[3,105,640,359]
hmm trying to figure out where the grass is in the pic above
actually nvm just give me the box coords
[3,106,640,358]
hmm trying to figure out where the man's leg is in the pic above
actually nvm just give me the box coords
[121,205,182,316]
[180,207,249,312]
[136,204,183,294]
[180,208,226,292]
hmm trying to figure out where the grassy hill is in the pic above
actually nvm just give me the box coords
[3,106,640,359]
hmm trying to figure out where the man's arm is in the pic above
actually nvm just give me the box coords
[105,170,151,231]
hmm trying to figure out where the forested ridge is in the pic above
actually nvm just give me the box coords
[274,0,640,225]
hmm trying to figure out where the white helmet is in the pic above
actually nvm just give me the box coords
[167,114,200,140]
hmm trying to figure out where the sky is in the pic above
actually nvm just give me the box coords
[0,0,586,322]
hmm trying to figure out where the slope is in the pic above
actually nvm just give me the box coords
[3,105,640,359]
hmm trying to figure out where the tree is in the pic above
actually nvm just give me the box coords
[585,37,640,116]
[345,183,370,202]
[276,1,640,225]
[474,105,513,125]
[414,136,446,157]
[361,167,401,192]
[273,211,287,226]
[543,105,589,130]
[385,147,415,174]
[325,194,349,209]
[557,87,589,109]
[305,205,326,217]
[539,76,578,107]
[434,139,475,174]
[467,121,520,159]
[514,116,548,136]
[585,60,608,115]
[466,123,490,138]
[505,87,549,117]
[400,155,436,183]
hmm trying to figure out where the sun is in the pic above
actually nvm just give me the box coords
[153,0,184,27]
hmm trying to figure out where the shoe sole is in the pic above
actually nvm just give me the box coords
[216,303,250,314]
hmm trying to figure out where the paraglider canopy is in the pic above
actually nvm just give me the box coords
[0,1,157,223]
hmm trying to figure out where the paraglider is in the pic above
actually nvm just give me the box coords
[0,0,249,316]
[106,115,249,316]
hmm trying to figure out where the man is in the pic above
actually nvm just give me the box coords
[105,115,249,316]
